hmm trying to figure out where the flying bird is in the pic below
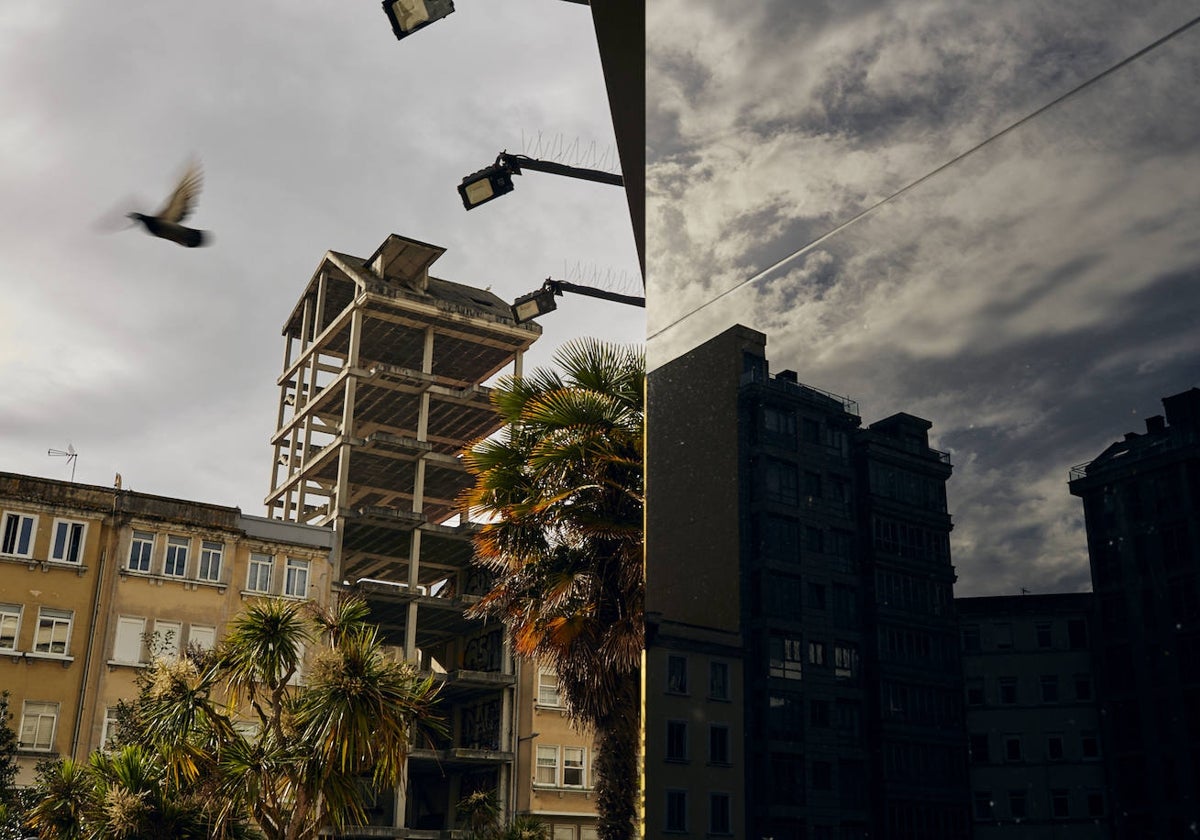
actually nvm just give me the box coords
[127,160,210,247]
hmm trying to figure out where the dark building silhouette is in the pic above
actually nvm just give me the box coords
[957,593,1109,838]
[645,325,969,839]
[1068,387,1200,839]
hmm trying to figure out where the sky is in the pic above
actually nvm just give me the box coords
[0,0,642,514]
[646,0,1200,596]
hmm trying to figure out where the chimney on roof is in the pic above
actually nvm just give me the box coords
[777,370,798,383]
[1123,432,1139,442]
[1162,387,1200,432]
[1145,415,1166,434]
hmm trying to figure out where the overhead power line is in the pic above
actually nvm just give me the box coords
[648,12,1200,343]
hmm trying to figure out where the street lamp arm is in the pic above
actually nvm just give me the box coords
[547,279,644,308]
[501,153,623,187]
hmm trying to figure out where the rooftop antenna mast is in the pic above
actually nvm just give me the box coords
[48,444,78,482]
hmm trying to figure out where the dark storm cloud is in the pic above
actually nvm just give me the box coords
[647,0,1200,594]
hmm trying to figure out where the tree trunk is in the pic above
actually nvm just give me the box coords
[591,670,640,840]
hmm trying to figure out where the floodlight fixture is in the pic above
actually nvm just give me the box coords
[458,159,517,210]
[458,152,622,211]
[382,0,455,40]
[510,278,644,324]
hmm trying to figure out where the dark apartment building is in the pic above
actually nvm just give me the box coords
[958,593,1108,838]
[1068,387,1200,839]
[646,324,969,840]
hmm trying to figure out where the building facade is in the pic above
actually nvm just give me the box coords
[1068,388,1200,839]
[958,593,1108,838]
[262,233,543,834]
[0,472,334,785]
[645,324,969,839]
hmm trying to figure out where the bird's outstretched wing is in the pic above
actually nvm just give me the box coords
[154,160,203,223]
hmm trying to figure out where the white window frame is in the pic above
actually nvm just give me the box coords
[33,607,73,656]
[163,536,190,577]
[537,669,563,707]
[834,643,858,679]
[666,719,688,761]
[19,701,58,752]
[667,654,688,694]
[153,619,182,660]
[1,511,37,558]
[128,531,155,572]
[50,518,87,564]
[665,789,688,833]
[101,707,120,751]
[562,746,586,787]
[709,660,730,700]
[189,624,216,652]
[0,603,21,652]
[247,552,274,593]
[284,557,310,598]
[198,540,223,582]
[708,723,731,765]
[535,744,559,785]
[113,616,146,664]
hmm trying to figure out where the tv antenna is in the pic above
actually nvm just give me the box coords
[48,444,78,482]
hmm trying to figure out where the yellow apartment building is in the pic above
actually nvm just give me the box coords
[513,662,600,840]
[0,472,334,784]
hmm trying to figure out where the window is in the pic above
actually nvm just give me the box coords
[969,733,989,763]
[189,625,216,652]
[769,636,803,680]
[801,417,820,444]
[709,793,732,835]
[1,512,36,557]
[562,747,585,787]
[1008,790,1027,819]
[50,520,86,563]
[153,619,182,660]
[247,553,273,592]
[811,760,832,790]
[708,724,730,764]
[966,679,984,706]
[1081,732,1100,759]
[1067,618,1088,649]
[805,526,824,553]
[808,582,826,609]
[999,677,1017,704]
[1035,622,1052,648]
[1004,735,1022,762]
[1047,734,1064,761]
[1040,675,1059,702]
[666,720,688,761]
[1086,791,1105,817]
[833,643,858,679]
[667,655,688,694]
[993,623,1013,649]
[128,531,154,572]
[709,661,730,700]
[284,557,310,597]
[164,536,189,577]
[961,625,981,651]
[536,745,558,785]
[538,669,563,706]
[1051,789,1069,818]
[665,790,687,833]
[832,585,857,627]
[834,700,860,737]
[34,608,72,656]
[198,540,223,582]
[1074,674,1093,701]
[973,791,993,820]
[810,698,830,728]
[763,405,796,438]
[0,604,21,652]
[101,707,121,751]
[768,692,804,738]
[808,641,826,666]
[765,460,799,505]
[19,701,58,751]
[113,617,146,664]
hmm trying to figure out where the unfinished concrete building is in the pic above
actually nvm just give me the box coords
[264,234,541,835]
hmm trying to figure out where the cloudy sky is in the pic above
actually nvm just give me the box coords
[647,0,1200,596]
[0,0,642,512]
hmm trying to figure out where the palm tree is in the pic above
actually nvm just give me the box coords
[461,338,644,840]
[62,597,440,840]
